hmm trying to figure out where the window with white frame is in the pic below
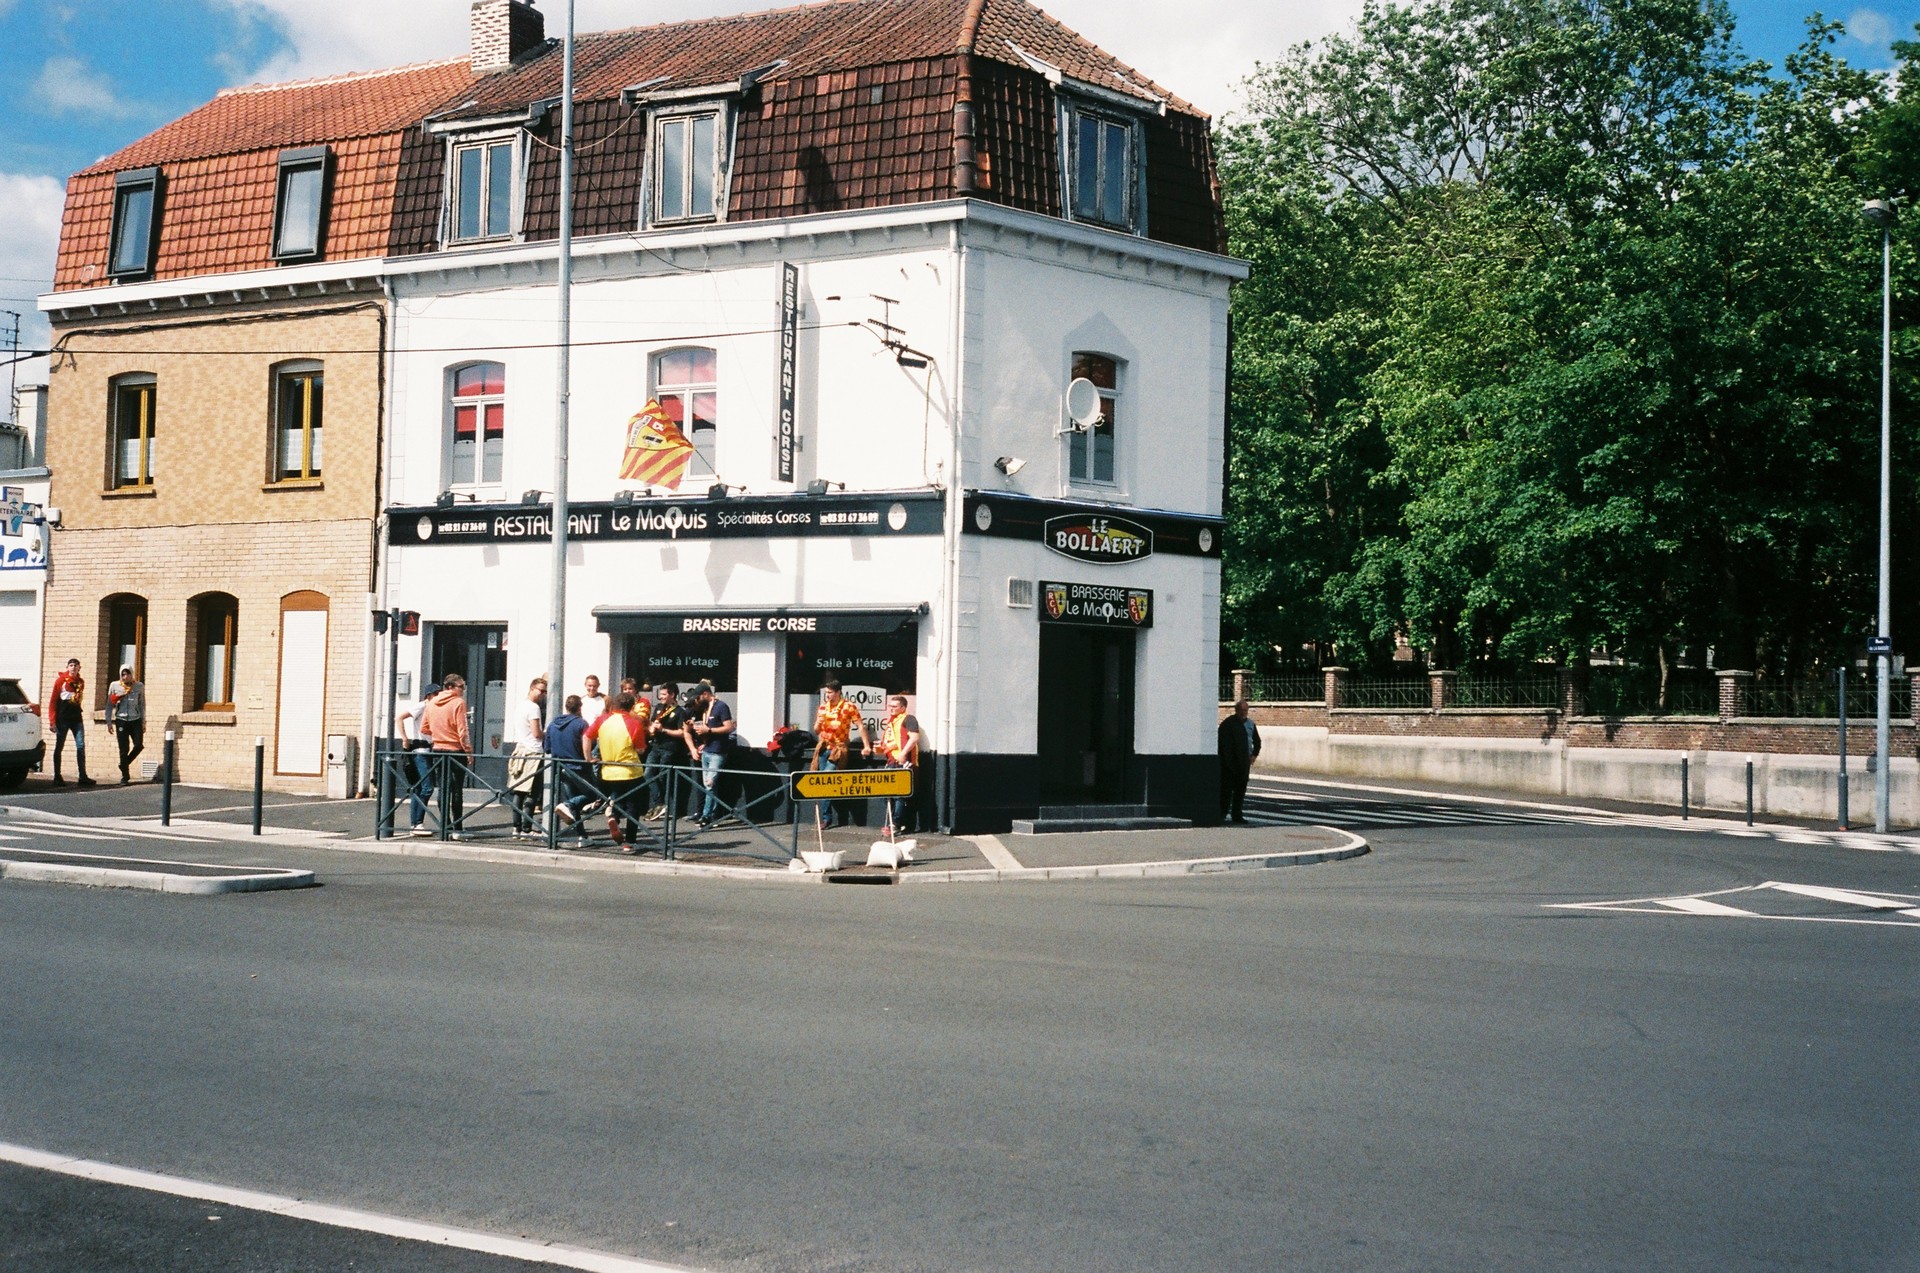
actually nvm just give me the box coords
[1064,104,1140,231]
[1069,352,1120,485]
[445,368,506,491]
[650,347,717,475]
[273,147,330,260]
[449,137,517,242]
[649,110,723,225]
[109,168,162,278]
[271,361,324,482]
[447,362,506,489]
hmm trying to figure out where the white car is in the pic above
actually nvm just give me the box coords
[0,678,45,791]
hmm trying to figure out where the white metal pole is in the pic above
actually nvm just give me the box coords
[550,0,575,733]
[1877,224,1892,834]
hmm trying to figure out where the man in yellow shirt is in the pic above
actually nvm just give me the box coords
[586,691,647,850]
[810,679,871,829]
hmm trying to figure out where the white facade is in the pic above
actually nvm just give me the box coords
[0,384,51,697]
[378,201,1243,828]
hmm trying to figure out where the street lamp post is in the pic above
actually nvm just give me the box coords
[1862,197,1896,833]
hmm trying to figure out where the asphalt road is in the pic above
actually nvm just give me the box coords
[3,779,1917,1270]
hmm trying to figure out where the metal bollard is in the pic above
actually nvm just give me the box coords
[252,736,265,836]
[1745,756,1754,827]
[1681,755,1689,820]
[160,731,176,826]
[1837,667,1849,831]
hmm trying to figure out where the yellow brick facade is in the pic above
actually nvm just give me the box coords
[41,302,382,792]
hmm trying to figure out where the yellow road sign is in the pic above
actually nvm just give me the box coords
[792,768,913,800]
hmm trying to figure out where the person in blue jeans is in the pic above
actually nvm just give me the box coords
[544,693,593,839]
[687,685,736,826]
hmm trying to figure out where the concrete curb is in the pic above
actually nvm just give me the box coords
[0,848,315,895]
[894,829,1370,882]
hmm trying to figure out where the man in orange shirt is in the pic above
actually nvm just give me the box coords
[419,674,471,839]
[810,679,871,829]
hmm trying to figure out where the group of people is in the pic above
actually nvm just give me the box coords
[393,670,921,848]
[43,658,147,788]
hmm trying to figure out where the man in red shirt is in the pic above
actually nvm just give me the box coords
[47,658,96,787]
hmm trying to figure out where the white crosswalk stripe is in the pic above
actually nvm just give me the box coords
[1,819,219,846]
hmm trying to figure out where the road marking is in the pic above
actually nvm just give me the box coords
[1654,896,1755,916]
[1763,882,1913,910]
[1552,882,1920,927]
[0,1141,693,1273]
[966,835,1024,871]
[2,819,219,845]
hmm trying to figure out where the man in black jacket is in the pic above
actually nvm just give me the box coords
[1217,698,1261,824]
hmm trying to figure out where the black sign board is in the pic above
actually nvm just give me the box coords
[776,261,798,483]
[962,492,1220,559]
[1039,581,1153,628]
[595,608,922,636]
[392,491,944,545]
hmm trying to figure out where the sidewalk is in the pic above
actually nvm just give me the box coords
[0,773,1368,884]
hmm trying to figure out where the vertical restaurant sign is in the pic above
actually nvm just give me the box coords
[776,261,798,483]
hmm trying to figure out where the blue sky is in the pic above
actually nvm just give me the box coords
[2,0,1917,365]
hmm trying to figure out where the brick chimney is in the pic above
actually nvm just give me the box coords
[471,0,546,73]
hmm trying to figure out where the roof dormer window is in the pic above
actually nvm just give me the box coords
[272,147,331,260]
[108,168,162,278]
[1064,102,1140,232]
[647,107,726,226]
[448,134,520,243]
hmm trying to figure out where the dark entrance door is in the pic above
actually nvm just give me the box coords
[1036,626,1136,804]
[428,624,509,780]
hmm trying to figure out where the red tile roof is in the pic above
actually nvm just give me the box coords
[53,0,1220,290]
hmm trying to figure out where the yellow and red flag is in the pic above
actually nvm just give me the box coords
[617,399,696,490]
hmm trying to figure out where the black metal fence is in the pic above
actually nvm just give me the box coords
[372,745,904,864]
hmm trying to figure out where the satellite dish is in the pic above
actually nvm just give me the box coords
[1065,377,1103,431]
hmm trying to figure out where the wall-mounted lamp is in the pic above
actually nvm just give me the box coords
[994,456,1027,477]
[707,482,741,500]
[612,490,636,506]
[433,490,478,509]
[522,489,550,506]
[806,479,846,496]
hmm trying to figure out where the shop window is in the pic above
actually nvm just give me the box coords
[1068,353,1120,485]
[448,136,517,242]
[649,110,723,225]
[109,167,162,278]
[272,147,331,260]
[447,361,506,490]
[1064,104,1139,232]
[651,347,717,476]
[190,591,238,711]
[109,373,157,490]
[271,361,324,482]
[103,594,148,684]
[784,628,917,741]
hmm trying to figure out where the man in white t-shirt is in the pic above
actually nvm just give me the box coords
[395,693,434,834]
[508,676,548,839]
[580,674,608,726]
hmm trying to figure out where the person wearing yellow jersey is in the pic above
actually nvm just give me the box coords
[878,694,920,833]
[810,679,872,829]
[585,691,648,850]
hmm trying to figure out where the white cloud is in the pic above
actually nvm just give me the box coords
[1848,8,1897,50]
[0,171,62,383]
[32,54,145,119]
[218,0,1362,119]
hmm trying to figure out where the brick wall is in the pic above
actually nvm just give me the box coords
[41,302,381,792]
